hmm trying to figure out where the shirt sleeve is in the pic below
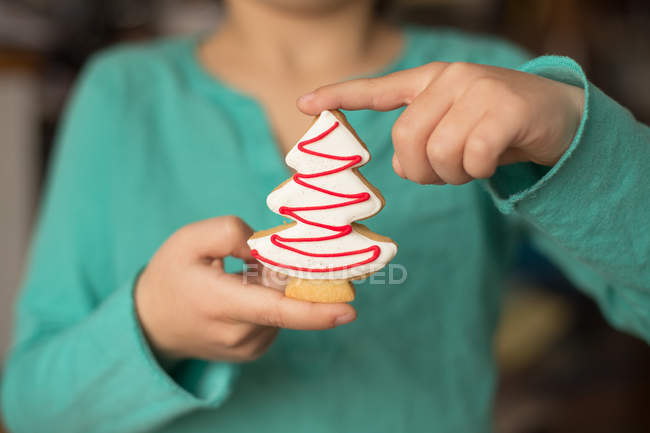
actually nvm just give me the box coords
[485,56,650,342]
[1,52,238,433]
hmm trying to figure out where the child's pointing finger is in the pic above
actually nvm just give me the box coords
[297,63,447,115]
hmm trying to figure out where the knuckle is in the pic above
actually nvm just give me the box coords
[422,61,448,77]
[411,64,440,96]
[427,140,453,166]
[219,215,250,243]
[466,136,493,160]
[260,304,287,329]
[255,309,273,327]
[363,77,379,90]
[370,92,385,110]
[465,138,496,178]
[391,121,412,148]
[272,312,288,329]
[444,62,474,79]
[221,215,243,233]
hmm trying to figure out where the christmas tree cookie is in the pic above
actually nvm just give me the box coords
[248,110,397,303]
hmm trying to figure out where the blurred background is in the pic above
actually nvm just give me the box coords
[1,0,649,432]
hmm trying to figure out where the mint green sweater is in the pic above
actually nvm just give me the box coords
[2,27,649,433]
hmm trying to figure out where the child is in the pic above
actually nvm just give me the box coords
[2,0,649,432]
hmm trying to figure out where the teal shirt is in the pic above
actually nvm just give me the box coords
[2,27,649,433]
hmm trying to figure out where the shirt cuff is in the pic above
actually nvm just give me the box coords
[103,272,239,410]
[484,55,590,214]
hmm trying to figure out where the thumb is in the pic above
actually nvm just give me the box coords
[219,275,357,330]
[175,215,255,263]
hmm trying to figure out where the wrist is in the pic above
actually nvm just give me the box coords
[134,269,186,367]
[545,83,586,167]
[560,85,586,163]
[568,84,586,132]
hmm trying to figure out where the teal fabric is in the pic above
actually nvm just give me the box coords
[2,26,648,433]
[488,55,650,337]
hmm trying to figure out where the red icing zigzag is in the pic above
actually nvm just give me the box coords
[251,121,381,272]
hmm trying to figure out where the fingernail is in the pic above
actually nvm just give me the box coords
[334,313,356,326]
[298,92,316,105]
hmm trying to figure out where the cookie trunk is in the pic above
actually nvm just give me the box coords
[285,278,355,303]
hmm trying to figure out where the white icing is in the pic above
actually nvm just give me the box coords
[285,110,370,173]
[248,224,397,280]
[248,110,397,280]
[267,170,382,226]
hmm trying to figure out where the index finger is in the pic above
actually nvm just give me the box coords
[297,62,447,115]
[219,274,357,330]
[175,215,256,263]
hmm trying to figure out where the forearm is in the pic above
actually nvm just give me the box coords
[1,277,237,433]
[487,56,650,340]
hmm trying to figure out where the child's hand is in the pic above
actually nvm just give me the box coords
[135,216,356,363]
[298,62,585,185]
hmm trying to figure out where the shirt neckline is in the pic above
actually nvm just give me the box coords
[179,27,416,215]
[183,25,415,105]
